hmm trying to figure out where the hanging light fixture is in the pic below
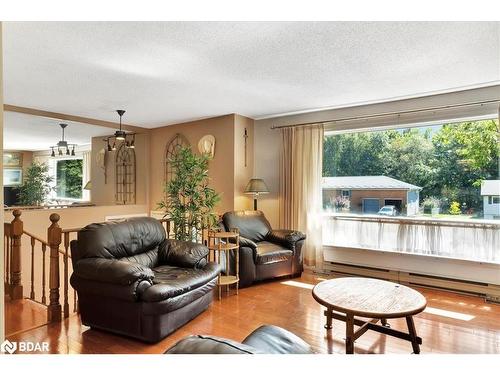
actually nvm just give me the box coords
[50,123,77,157]
[103,109,137,151]
[115,110,126,140]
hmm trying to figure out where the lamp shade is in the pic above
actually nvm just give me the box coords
[83,181,92,190]
[244,178,269,194]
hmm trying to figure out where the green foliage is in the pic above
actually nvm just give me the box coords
[323,119,499,212]
[56,159,83,199]
[381,128,436,198]
[449,201,461,215]
[157,147,221,241]
[18,162,54,206]
[422,196,442,213]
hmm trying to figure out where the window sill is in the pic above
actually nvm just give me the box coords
[323,212,500,228]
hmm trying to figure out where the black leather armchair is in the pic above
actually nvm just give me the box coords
[70,217,221,343]
[165,325,315,354]
[221,211,306,287]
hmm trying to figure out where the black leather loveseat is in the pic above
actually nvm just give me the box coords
[221,211,306,287]
[166,325,315,354]
[70,217,221,343]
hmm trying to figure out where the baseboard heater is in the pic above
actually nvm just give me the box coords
[323,261,500,303]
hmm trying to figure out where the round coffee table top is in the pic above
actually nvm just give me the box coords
[312,277,427,319]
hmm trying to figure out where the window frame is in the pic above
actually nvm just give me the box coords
[51,156,85,202]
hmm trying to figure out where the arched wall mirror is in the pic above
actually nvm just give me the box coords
[115,143,136,205]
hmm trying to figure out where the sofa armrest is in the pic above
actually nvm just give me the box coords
[73,258,154,285]
[162,239,209,269]
[165,335,262,354]
[266,229,306,249]
[70,274,151,302]
[242,325,315,354]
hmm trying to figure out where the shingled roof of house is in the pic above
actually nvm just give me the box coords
[322,176,422,190]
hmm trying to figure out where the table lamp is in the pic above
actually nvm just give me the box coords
[244,178,269,210]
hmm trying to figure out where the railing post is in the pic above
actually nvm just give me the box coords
[47,213,62,323]
[10,209,24,300]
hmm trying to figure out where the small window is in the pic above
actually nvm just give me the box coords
[493,196,500,204]
[56,159,83,199]
[341,190,350,197]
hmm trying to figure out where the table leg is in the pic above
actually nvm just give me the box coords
[406,316,420,354]
[324,307,333,330]
[381,318,390,327]
[345,314,355,354]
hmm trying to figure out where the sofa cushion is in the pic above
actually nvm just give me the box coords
[242,325,315,354]
[222,211,272,243]
[121,248,159,269]
[255,241,293,265]
[162,239,209,269]
[76,217,166,262]
[141,263,221,302]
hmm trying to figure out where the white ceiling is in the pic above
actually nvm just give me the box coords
[3,21,500,128]
[3,111,113,151]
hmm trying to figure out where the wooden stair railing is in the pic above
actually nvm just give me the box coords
[4,209,24,300]
[62,227,81,317]
[158,217,210,244]
[3,210,80,323]
[3,210,180,324]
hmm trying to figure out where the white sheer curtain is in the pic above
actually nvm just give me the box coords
[279,124,324,269]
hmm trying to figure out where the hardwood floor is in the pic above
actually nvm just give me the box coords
[5,272,500,354]
[5,298,48,337]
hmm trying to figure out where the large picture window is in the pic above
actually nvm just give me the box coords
[55,159,83,200]
[323,118,500,220]
[322,118,500,264]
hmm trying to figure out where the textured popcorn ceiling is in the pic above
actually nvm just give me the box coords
[3,21,500,128]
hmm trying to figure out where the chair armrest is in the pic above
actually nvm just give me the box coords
[73,258,154,285]
[162,239,209,269]
[266,229,306,249]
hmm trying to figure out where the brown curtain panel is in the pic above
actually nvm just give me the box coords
[279,124,324,269]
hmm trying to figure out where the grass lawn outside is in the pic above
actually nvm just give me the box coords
[420,213,476,220]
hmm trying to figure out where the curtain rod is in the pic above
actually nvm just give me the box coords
[270,98,500,130]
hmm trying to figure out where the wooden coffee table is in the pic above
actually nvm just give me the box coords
[312,277,427,354]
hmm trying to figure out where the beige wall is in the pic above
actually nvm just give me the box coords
[4,204,149,240]
[149,114,236,215]
[253,120,281,227]
[233,114,254,211]
[1,21,5,342]
[91,132,150,207]
[255,85,500,228]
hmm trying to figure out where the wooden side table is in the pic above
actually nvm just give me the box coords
[208,229,239,300]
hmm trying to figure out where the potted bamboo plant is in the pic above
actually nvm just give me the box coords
[158,146,220,242]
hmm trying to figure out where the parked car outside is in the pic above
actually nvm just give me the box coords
[378,205,399,216]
